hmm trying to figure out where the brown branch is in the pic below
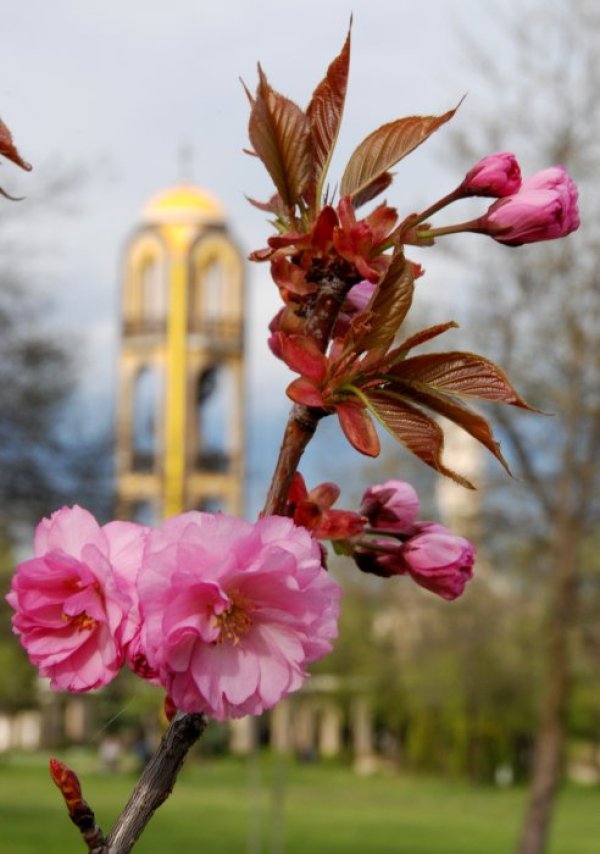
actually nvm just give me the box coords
[105,713,207,853]
[262,272,350,516]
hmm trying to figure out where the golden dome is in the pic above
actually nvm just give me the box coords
[142,184,226,226]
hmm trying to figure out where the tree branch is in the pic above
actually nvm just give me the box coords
[493,407,556,521]
[105,713,207,853]
[262,272,350,516]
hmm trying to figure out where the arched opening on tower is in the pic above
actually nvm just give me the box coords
[132,365,161,471]
[189,234,243,341]
[190,257,227,336]
[195,362,234,472]
[139,256,167,330]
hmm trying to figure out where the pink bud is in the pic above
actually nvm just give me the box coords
[461,152,521,198]
[482,165,579,246]
[360,480,420,533]
[353,540,406,578]
[401,527,475,601]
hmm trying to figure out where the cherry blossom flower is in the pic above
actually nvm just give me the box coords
[6,506,146,692]
[138,512,341,720]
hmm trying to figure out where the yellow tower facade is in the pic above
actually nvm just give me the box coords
[116,185,245,523]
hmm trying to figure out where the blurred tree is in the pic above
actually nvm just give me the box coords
[448,1,600,850]
[0,155,113,711]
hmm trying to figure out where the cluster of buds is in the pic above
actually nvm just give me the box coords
[287,475,475,601]
[411,154,580,247]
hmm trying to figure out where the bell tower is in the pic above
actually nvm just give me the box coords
[116,185,245,523]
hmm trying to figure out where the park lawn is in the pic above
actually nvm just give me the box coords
[0,752,597,853]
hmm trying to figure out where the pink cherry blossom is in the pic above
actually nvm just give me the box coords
[482,165,579,245]
[138,512,341,720]
[6,506,147,692]
[461,152,522,197]
[360,480,420,533]
[102,520,158,682]
[401,526,475,601]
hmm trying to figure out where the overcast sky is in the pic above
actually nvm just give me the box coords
[0,0,540,513]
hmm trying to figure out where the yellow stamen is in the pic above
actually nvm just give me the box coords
[214,590,253,646]
[63,611,97,632]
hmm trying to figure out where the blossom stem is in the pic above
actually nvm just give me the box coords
[414,188,464,223]
[390,189,463,244]
[416,218,484,240]
[262,273,350,516]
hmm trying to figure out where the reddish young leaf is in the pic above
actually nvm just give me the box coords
[352,171,394,209]
[278,334,329,381]
[337,401,380,457]
[287,471,309,506]
[399,385,511,473]
[364,390,475,488]
[391,351,535,408]
[245,193,287,216]
[309,481,341,509]
[387,321,459,363]
[286,377,326,408]
[0,119,32,171]
[307,24,351,204]
[249,66,313,208]
[294,500,323,530]
[355,250,414,356]
[316,509,366,540]
[340,104,459,202]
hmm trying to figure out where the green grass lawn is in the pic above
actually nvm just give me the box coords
[0,751,597,853]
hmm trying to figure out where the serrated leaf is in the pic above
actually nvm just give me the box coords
[398,385,511,473]
[352,171,393,208]
[388,321,459,363]
[364,390,474,488]
[354,250,414,356]
[391,351,535,408]
[337,401,380,457]
[248,66,313,208]
[307,24,351,205]
[340,104,459,201]
[0,119,32,171]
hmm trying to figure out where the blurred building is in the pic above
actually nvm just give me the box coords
[116,185,245,522]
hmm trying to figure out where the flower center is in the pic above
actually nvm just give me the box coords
[63,611,97,633]
[215,590,253,646]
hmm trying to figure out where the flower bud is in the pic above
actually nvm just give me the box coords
[481,165,579,246]
[401,526,475,601]
[360,480,420,533]
[353,540,406,578]
[461,152,521,197]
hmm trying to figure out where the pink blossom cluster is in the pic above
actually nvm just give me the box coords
[354,480,475,601]
[458,154,579,245]
[285,475,476,602]
[6,506,341,720]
